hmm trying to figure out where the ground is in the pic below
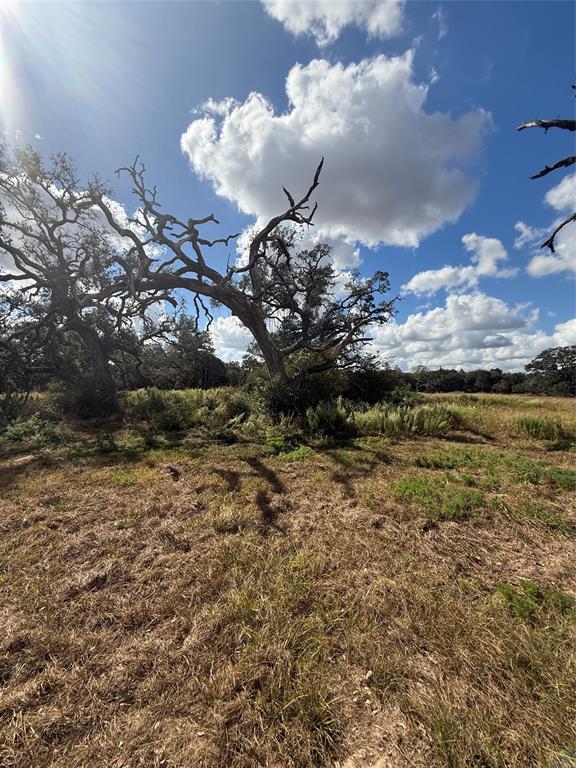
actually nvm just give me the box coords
[0,394,575,767]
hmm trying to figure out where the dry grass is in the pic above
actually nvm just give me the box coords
[0,394,575,767]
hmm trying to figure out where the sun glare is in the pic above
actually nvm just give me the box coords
[0,0,27,138]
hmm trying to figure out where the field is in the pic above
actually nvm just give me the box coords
[1,392,575,768]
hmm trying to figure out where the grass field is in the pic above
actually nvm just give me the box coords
[1,393,575,767]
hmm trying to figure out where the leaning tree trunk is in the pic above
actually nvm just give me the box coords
[221,287,287,380]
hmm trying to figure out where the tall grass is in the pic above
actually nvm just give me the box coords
[516,415,570,441]
[354,403,454,437]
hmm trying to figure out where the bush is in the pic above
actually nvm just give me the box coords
[249,352,345,417]
[355,403,454,437]
[305,398,353,438]
[0,414,71,452]
[122,387,251,435]
[0,390,29,430]
[59,378,118,419]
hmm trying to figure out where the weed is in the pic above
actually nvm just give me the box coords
[108,470,138,486]
[490,496,575,538]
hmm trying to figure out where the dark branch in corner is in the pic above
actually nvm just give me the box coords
[531,155,576,179]
[541,213,576,253]
[517,119,576,132]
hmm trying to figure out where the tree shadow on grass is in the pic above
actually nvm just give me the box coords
[255,489,289,535]
[244,456,285,494]
[322,444,392,499]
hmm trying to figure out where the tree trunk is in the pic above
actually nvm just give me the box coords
[240,311,285,379]
[220,288,286,380]
[71,321,119,412]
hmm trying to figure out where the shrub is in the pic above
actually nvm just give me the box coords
[0,390,29,430]
[123,387,251,434]
[355,403,454,437]
[0,414,71,452]
[305,398,353,438]
[58,378,119,419]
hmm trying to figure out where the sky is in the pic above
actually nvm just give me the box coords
[0,0,575,370]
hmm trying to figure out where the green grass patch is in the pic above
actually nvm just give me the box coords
[279,445,313,462]
[391,476,485,520]
[496,580,576,621]
[108,470,139,486]
[491,497,576,538]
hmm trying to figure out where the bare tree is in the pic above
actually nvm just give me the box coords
[90,158,396,380]
[518,100,575,253]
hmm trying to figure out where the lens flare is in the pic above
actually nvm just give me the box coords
[0,1,142,144]
[0,1,27,138]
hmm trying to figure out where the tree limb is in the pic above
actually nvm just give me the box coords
[531,155,576,179]
[518,119,576,132]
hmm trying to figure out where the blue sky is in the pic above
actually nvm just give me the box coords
[1,0,574,369]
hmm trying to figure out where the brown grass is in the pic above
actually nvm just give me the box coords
[0,395,575,767]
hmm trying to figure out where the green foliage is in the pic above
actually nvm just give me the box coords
[122,387,251,434]
[509,458,576,490]
[525,345,576,395]
[496,580,576,621]
[392,476,485,520]
[0,390,29,430]
[279,445,313,462]
[355,403,454,437]
[305,398,353,438]
[0,413,70,452]
[517,415,570,440]
[494,499,576,538]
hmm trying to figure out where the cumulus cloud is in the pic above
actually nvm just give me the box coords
[181,51,490,249]
[368,292,573,371]
[518,174,576,277]
[261,0,404,46]
[208,292,574,371]
[210,315,253,362]
[403,233,518,295]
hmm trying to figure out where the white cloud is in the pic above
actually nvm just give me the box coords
[181,51,490,250]
[261,0,404,46]
[513,220,547,250]
[210,315,253,362]
[403,233,517,296]
[431,7,448,40]
[520,174,576,277]
[545,173,576,212]
[367,292,569,371]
